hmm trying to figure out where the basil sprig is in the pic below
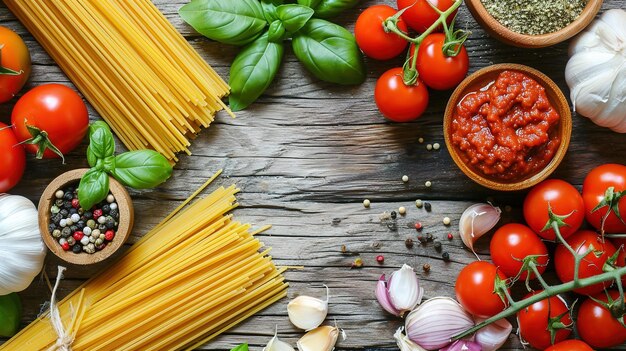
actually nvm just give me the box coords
[78,121,173,210]
[179,0,364,111]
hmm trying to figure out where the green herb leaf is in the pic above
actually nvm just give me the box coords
[229,32,284,111]
[302,0,360,18]
[230,344,249,351]
[110,150,173,189]
[276,4,315,33]
[88,121,115,160]
[0,293,21,338]
[103,155,116,173]
[179,0,267,46]
[78,168,110,210]
[261,0,284,22]
[292,19,365,85]
[268,20,287,43]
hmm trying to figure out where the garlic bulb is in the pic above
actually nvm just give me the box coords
[566,9,626,133]
[394,328,426,351]
[0,194,46,294]
[297,325,345,351]
[439,339,481,351]
[264,330,295,351]
[375,264,423,316]
[288,286,329,331]
[405,297,474,350]
[459,203,501,258]
[474,318,512,351]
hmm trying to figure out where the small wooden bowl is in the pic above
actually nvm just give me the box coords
[444,64,572,191]
[38,169,134,265]
[465,0,603,48]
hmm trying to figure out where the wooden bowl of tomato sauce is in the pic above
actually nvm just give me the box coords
[444,64,572,191]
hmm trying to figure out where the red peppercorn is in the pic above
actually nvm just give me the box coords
[414,222,423,230]
[376,255,384,264]
[71,198,80,208]
[105,230,115,241]
[61,242,70,251]
[447,233,454,240]
[93,209,103,219]
[73,231,84,241]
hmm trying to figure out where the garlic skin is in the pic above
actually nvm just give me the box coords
[458,203,501,258]
[263,332,295,351]
[566,9,626,133]
[394,327,426,351]
[297,325,344,351]
[288,286,329,331]
[0,194,46,294]
[439,339,482,351]
[474,318,512,351]
[375,265,423,317]
[405,297,475,350]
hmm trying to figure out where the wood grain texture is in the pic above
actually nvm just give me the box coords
[1,0,626,350]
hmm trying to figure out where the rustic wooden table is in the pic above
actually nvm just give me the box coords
[2,1,626,350]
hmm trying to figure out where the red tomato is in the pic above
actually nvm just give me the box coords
[411,34,469,90]
[554,230,616,295]
[0,122,26,192]
[517,292,572,350]
[544,339,594,351]
[374,67,429,122]
[397,0,457,33]
[11,84,89,160]
[354,5,408,60]
[582,164,626,234]
[490,223,549,279]
[577,290,626,348]
[0,26,31,103]
[455,261,508,317]
[523,179,585,241]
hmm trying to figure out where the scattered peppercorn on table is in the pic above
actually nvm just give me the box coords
[2,0,626,350]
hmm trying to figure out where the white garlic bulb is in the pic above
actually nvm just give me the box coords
[566,9,626,133]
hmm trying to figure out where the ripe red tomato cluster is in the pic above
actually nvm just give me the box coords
[0,26,89,193]
[354,0,469,123]
[454,164,626,350]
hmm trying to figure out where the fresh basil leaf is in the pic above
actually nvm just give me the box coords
[229,32,284,111]
[110,150,173,189]
[297,0,322,9]
[268,20,287,42]
[292,19,365,85]
[78,168,110,210]
[179,0,267,46]
[312,0,360,18]
[103,155,116,173]
[0,293,21,337]
[88,121,115,160]
[261,0,284,22]
[276,4,314,33]
[230,344,248,351]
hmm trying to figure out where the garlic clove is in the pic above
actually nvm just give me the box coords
[394,327,427,351]
[288,286,329,331]
[459,203,501,258]
[388,264,423,314]
[405,297,475,350]
[264,329,295,351]
[375,274,401,316]
[296,325,344,351]
[439,339,482,351]
[474,318,512,351]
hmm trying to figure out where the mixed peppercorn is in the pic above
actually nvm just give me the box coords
[48,184,119,254]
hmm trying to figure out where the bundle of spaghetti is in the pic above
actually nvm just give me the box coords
[3,0,233,162]
[0,178,288,351]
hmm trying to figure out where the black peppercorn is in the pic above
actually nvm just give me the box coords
[426,233,434,242]
[66,186,75,194]
[434,241,442,251]
[63,192,73,201]
[84,211,93,219]
[390,211,397,219]
[105,217,116,229]
[48,223,57,232]
[98,224,107,231]
[102,204,110,214]
[405,238,414,249]
[72,244,82,254]
[76,221,85,229]
[387,222,397,231]
[442,252,450,261]
[63,202,73,210]
[69,208,78,215]
[424,202,432,212]
[60,209,69,217]
[61,227,71,237]
[51,213,63,225]
[110,209,119,219]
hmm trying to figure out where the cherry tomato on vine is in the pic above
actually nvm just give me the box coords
[517,292,572,350]
[0,26,31,104]
[11,84,89,161]
[410,34,469,90]
[554,230,617,295]
[544,339,594,351]
[397,0,457,33]
[490,223,549,279]
[0,122,25,192]
[523,179,585,241]
[582,164,626,234]
[355,5,408,61]
[374,67,429,122]
[455,261,508,317]
[577,290,626,348]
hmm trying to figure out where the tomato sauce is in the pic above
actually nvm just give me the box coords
[451,70,561,181]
